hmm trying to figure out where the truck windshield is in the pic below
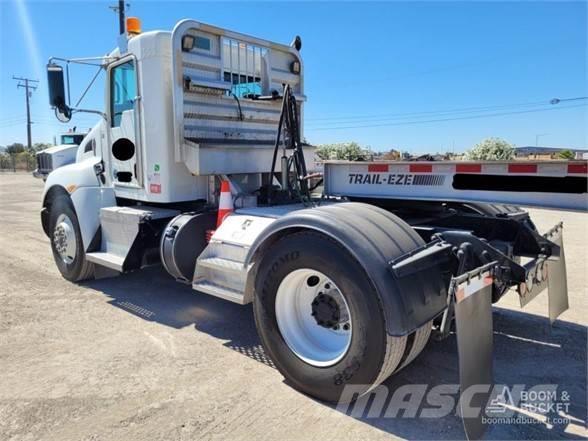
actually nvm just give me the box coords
[61,134,85,145]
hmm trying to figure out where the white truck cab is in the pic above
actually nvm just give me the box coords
[45,19,308,205]
[33,130,87,180]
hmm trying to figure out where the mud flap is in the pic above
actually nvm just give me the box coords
[518,224,568,323]
[547,234,568,323]
[452,265,494,440]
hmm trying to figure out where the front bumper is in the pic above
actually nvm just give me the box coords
[33,169,49,179]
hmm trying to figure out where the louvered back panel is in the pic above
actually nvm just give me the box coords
[171,20,308,175]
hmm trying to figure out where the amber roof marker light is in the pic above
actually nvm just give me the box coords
[126,17,141,36]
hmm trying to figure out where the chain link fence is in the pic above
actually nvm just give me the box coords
[0,152,36,172]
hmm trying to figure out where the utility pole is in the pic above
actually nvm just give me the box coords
[13,76,39,151]
[109,1,128,35]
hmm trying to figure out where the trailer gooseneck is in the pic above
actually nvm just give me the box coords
[40,17,586,440]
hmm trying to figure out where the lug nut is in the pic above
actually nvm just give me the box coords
[343,323,350,331]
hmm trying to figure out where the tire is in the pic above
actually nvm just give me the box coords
[49,195,95,282]
[253,230,427,403]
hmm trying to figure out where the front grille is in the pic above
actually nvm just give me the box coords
[36,152,53,173]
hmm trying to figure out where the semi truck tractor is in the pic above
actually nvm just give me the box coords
[33,130,88,180]
[41,17,587,439]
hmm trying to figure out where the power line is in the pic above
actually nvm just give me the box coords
[308,99,549,123]
[0,114,97,127]
[0,115,28,123]
[306,96,588,125]
[551,96,588,105]
[306,103,586,131]
[328,38,581,89]
[0,120,27,129]
[12,76,39,149]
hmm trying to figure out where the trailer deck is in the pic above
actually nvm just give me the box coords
[323,160,588,211]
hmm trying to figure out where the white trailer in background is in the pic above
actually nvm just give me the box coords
[40,17,587,440]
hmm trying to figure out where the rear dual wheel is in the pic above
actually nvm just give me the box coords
[253,231,430,402]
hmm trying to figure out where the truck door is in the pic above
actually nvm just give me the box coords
[108,58,142,188]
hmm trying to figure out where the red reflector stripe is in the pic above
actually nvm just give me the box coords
[368,164,389,172]
[409,164,432,173]
[508,164,537,173]
[568,163,587,174]
[456,164,482,173]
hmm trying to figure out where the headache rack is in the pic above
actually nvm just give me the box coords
[170,20,310,176]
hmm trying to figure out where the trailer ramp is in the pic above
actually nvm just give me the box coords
[323,160,588,211]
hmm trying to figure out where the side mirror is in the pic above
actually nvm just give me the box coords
[47,63,71,122]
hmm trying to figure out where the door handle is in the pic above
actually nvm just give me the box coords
[94,160,106,184]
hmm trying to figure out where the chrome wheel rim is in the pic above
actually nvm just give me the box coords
[275,269,352,367]
[53,214,76,264]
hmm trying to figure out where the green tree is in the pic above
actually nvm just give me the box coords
[464,137,515,160]
[17,151,36,171]
[0,153,12,170]
[0,143,44,170]
[558,149,575,160]
[315,142,371,161]
[5,143,25,155]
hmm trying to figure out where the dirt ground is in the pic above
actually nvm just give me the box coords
[0,173,586,441]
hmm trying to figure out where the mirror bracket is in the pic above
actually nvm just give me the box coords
[47,59,108,123]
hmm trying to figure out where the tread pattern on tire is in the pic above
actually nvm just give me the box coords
[77,259,95,282]
[370,334,407,390]
[328,204,432,390]
[396,321,432,372]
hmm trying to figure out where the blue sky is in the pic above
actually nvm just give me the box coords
[0,0,586,153]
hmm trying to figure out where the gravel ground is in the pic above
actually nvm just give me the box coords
[0,173,586,441]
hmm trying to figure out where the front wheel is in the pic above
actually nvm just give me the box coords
[49,195,94,282]
[253,231,421,402]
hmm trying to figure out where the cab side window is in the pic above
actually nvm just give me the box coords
[110,60,136,127]
[84,138,96,154]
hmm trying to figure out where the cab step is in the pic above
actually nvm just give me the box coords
[86,252,125,272]
[192,280,245,304]
[89,205,179,273]
[198,256,244,273]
